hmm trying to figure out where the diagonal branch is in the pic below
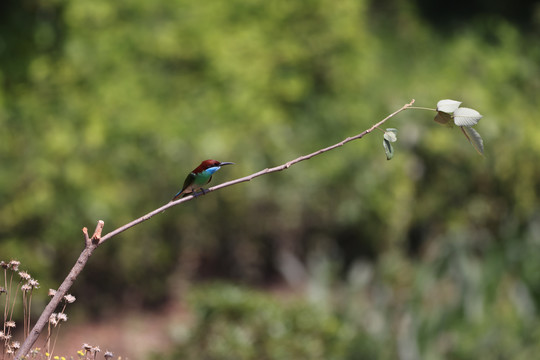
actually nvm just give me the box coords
[95,99,414,246]
[15,99,414,359]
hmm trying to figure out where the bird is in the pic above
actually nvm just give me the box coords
[171,159,234,201]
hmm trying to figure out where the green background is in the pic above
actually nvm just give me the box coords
[1,0,540,358]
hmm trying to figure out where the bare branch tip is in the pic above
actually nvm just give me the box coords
[91,220,105,244]
[82,227,90,245]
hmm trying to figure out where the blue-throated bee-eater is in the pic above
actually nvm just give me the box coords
[171,159,234,201]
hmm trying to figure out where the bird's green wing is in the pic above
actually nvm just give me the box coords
[172,172,196,200]
[182,172,196,192]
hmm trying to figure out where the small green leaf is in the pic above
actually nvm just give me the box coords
[461,126,484,155]
[434,111,453,126]
[384,128,398,142]
[383,138,394,160]
[454,107,482,127]
[437,99,462,113]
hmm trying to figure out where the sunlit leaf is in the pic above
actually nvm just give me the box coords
[434,111,453,126]
[384,128,398,142]
[461,126,484,155]
[383,138,394,160]
[454,107,482,126]
[436,99,462,113]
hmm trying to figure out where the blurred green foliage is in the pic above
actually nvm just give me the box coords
[2,0,540,357]
[157,275,540,360]
[156,284,360,360]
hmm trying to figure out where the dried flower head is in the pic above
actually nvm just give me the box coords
[48,289,57,297]
[93,346,101,353]
[9,260,20,271]
[82,343,92,352]
[18,271,31,281]
[11,341,20,350]
[0,261,7,269]
[21,284,32,292]
[49,313,58,326]
[63,294,76,303]
[1,332,12,341]
[5,320,16,328]
[0,287,6,294]
[28,278,40,288]
[57,313,68,322]
[104,351,114,360]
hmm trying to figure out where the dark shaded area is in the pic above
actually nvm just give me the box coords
[417,0,537,29]
[0,0,65,90]
[371,0,540,31]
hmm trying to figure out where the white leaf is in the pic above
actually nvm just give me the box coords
[461,126,484,155]
[437,99,462,113]
[454,107,482,127]
[384,128,398,142]
[383,138,394,160]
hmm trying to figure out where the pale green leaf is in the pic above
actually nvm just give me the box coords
[384,128,398,142]
[437,99,462,113]
[383,138,394,160]
[454,107,482,126]
[461,126,484,155]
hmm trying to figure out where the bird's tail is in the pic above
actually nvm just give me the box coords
[171,190,189,202]
[171,191,183,202]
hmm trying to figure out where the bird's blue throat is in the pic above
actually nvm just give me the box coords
[202,166,221,176]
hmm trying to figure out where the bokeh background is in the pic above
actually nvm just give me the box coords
[2,0,540,358]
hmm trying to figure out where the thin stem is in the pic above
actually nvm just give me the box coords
[26,290,33,339]
[1,270,5,360]
[49,323,62,360]
[8,284,19,332]
[2,269,7,333]
[22,291,27,341]
[5,273,13,331]
[46,320,51,359]
[407,106,435,111]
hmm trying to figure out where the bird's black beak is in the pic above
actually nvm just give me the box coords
[219,162,235,166]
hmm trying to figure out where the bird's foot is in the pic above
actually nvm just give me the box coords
[192,188,208,198]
